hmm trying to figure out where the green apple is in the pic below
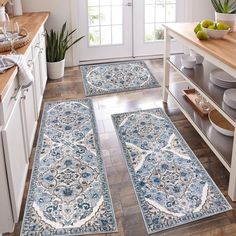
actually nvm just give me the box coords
[208,25,215,29]
[194,23,202,34]
[197,31,209,40]
[216,22,230,30]
[201,19,214,28]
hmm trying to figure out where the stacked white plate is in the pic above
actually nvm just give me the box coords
[210,69,236,88]
[223,89,236,109]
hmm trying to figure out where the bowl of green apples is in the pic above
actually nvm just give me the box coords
[201,19,230,39]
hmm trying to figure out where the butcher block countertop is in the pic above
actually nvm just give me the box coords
[163,22,236,71]
[0,12,49,102]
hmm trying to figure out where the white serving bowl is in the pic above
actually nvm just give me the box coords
[208,109,234,137]
[190,49,204,64]
[202,27,230,39]
[181,55,196,69]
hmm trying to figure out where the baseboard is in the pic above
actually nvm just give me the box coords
[78,55,164,66]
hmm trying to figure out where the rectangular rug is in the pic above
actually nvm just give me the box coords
[80,60,160,96]
[112,108,232,234]
[21,99,117,235]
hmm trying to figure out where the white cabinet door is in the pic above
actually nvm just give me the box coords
[21,86,37,158]
[2,89,28,222]
[39,34,47,92]
[0,128,14,233]
[32,54,43,118]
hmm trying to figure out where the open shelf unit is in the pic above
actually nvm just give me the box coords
[162,22,236,201]
[167,81,233,170]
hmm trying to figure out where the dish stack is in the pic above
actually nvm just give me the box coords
[223,89,236,109]
[210,69,236,88]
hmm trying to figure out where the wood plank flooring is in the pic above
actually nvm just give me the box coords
[4,59,236,236]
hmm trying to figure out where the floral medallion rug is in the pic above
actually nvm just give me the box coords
[80,61,160,96]
[112,108,232,234]
[21,99,117,235]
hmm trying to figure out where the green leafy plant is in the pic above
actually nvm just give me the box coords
[211,0,236,13]
[46,22,85,62]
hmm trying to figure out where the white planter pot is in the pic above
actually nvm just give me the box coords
[47,59,65,80]
[215,12,236,32]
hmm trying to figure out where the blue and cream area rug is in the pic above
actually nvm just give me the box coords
[112,108,232,234]
[80,61,160,96]
[21,99,117,235]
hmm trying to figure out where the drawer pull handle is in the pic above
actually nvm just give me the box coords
[27,60,33,67]
[11,86,21,101]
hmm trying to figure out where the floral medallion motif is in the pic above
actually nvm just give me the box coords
[112,108,232,234]
[21,99,117,235]
[81,61,160,96]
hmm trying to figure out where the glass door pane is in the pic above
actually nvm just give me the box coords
[88,0,123,46]
[145,0,177,42]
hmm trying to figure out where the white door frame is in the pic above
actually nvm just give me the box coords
[70,0,192,65]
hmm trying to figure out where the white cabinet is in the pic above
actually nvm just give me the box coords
[32,53,43,118]
[0,20,48,234]
[2,87,28,222]
[39,31,47,92]
[0,127,14,233]
[21,85,37,158]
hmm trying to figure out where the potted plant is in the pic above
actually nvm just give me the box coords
[46,22,84,79]
[211,0,236,32]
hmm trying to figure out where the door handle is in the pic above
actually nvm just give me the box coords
[126,2,132,6]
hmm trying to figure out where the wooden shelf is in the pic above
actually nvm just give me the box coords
[168,55,236,123]
[167,81,233,170]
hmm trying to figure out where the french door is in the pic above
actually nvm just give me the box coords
[75,0,185,63]
[77,0,133,61]
[134,0,185,57]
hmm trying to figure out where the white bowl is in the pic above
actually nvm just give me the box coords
[190,49,204,64]
[181,55,196,69]
[208,109,234,137]
[202,27,230,39]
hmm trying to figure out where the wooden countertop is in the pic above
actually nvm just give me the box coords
[163,22,236,71]
[0,12,49,102]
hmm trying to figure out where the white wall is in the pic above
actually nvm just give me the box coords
[185,0,215,22]
[22,0,73,66]
[22,0,215,66]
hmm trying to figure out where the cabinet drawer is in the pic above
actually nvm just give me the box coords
[0,78,20,125]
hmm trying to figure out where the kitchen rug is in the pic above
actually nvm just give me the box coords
[21,99,117,235]
[112,108,232,234]
[80,61,160,96]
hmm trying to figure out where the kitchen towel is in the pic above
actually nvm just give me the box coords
[0,54,33,88]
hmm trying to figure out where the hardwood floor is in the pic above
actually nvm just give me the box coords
[5,59,236,236]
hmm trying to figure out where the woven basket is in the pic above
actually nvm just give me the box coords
[0,27,30,53]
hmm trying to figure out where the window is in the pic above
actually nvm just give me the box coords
[88,0,123,46]
[145,0,176,42]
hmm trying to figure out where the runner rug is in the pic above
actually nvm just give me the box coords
[80,61,160,96]
[21,99,117,235]
[112,108,232,234]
